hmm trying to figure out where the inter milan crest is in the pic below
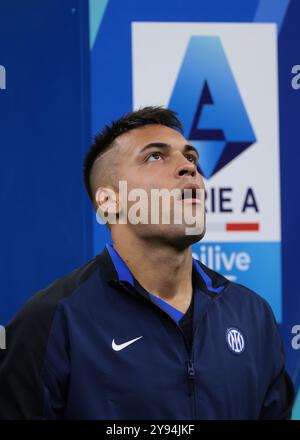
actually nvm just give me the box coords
[226,327,245,355]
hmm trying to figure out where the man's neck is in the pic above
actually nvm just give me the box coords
[111,232,193,313]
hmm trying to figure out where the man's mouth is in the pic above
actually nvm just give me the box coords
[179,186,202,203]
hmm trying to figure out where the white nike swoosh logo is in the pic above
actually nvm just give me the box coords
[112,336,143,351]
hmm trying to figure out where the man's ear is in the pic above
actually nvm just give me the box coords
[95,186,120,216]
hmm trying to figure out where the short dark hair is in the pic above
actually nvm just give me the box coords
[83,106,183,203]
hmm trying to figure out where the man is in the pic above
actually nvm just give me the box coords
[0,107,295,419]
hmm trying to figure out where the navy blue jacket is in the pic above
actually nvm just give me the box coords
[0,243,295,419]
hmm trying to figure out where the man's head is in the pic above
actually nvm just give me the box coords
[83,106,206,247]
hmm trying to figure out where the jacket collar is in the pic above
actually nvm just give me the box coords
[96,243,229,298]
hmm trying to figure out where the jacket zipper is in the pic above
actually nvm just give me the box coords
[150,299,198,419]
[113,280,229,420]
[146,294,198,418]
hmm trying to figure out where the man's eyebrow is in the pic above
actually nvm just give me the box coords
[138,142,199,159]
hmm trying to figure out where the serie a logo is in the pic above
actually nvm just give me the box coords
[0,65,6,90]
[169,36,256,179]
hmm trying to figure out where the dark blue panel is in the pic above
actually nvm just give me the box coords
[0,0,92,324]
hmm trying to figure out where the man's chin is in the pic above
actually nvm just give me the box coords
[158,223,206,248]
[184,222,206,240]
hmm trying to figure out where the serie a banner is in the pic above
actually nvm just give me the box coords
[89,0,300,418]
[132,22,281,322]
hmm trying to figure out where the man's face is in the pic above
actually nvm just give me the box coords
[111,124,206,246]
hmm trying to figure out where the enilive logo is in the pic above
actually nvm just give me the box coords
[169,36,256,179]
[193,244,250,281]
[0,65,6,90]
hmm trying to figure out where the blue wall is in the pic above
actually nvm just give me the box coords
[0,0,93,325]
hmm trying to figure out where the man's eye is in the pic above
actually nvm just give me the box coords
[186,154,198,164]
[146,152,163,162]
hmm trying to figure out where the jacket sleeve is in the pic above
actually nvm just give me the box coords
[0,296,69,420]
[258,303,295,420]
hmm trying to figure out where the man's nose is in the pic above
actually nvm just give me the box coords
[174,157,197,178]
